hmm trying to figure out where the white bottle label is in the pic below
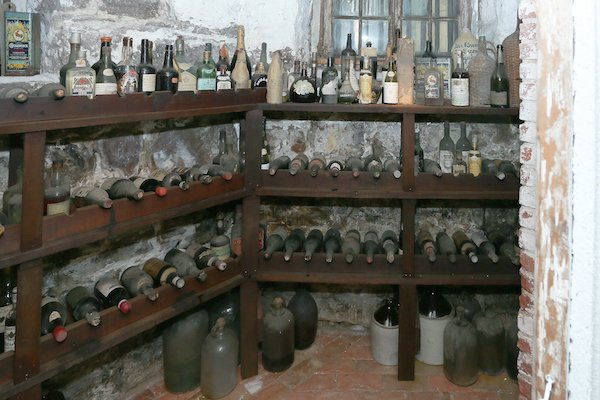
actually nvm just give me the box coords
[216,79,232,91]
[48,311,61,323]
[72,186,93,198]
[383,81,399,104]
[0,304,11,334]
[490,91,508,106]
[439,150,454,173]
[178,71,197,91]
[141,74,156,92]
[47,199,70,216]
[4,326,15,351]
[70,74,95,97]
[451,78,469,106]
[95,280,121,297]
[95,82,117,95]
[150,170,167,181]
[198,78,216,91]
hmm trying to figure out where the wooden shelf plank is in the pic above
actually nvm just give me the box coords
[413,256,521,285]
[0,90,266,135]
[0,176,246,268]
[0,261,246,398]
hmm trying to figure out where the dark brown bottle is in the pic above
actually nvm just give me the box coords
[284,228,305,261]
[303,229,323,261]
[150,170,189,191]
[100,178,144,201]
[289,154,309,176]
[324,228,342,263]
[137,39,156,93]
[40,296,68,343]
[94,276,131,314]
[66,286,101,327]
[326,159,344,177]
[287,287,318,350]
[120,266,159,301]
[91,36,117,74]
[156,44,179,93]
[308,157,326,177]
[164,249,207,282]
[363,153,383,179]
[363,231,380,264]
[452,230,479,263]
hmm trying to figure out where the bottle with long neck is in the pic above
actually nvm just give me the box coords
[197,43,217,91]
[264,227,288,259]
[66,286,101,327]
[383,59,398,104]
[436,232,457,263]
[95,46,118,95]
[143,258,186,288]
[471,232,499,263]
[256,42,269,72]
[452,231,479,263]
[363,231,380,264]
[92,36,117,74]
[59,32,81,86]
[138,39,156,93]
[320,54,339,104]
[342,230,361,264]
[229,25,252,77]
[284,228,305,262]
[94,276,131,314]
[303,229,323,262]
[174,35,197,92]
[71,186,113,209]
[115,36,138,96]
[439,121,455,174]
[120,266,159,301]
[156,45,179,93]
[417,229,437,262]
[3,288,16,352]
[100,178,144,201]
[186,244,228,271]
[289,153,309,175]
[381,230,399,264]
[414,130,425,174]
[341,33,357,88]
[456,122,471,169]
[231,49,251,90]
[490,45,509,108]
[451,51,469,107]
[324,228,342,263]
[165,248,207,282]
[40,296,68,342]
[468,134,482,177]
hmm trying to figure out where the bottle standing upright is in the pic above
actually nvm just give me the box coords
[91,36,117,74]
[137,39,156,93]
[443,306,478,386]
[173,35,197,92]
[197,43,217,91]
[156,45,179,93]
[95,46,118,96]
[262,297,295,372]
[115,36,138,96]
[59,32,81,86]
[451,51,469,106]
[44,159,71,216]
[65,50,95,98]
[201,317,239,399]
[438,121,455,174]
[287,287,318,350]
[490,45,509,108]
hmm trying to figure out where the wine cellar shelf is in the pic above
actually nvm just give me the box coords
[0,89,521,398]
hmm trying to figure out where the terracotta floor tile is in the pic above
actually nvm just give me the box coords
[428,375,472,393]
[338,373,382,391]
[251,381,292,400]
[360,391,407,400]
[294,373,339,392]
[278,358,325,388]
[340,344,373,360]
[316,357,357,374]
[405,392,452,400]
[313,391,364,400]
[353,359,398,375]
[471,374,517,392]
[415,360,444,377]
[242,374,279,396]
[381,373,429,391]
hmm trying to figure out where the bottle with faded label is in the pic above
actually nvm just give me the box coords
[66,50,95,98]
[438,121,455,173]
[137,39,156,93]
[71,186,112,209]
[44,159,71,216]
[120,266,159,301]
[94,276,131,314]
[174,35,197,92]
[40,296,68,342]
[467,134,482,177]
[451,51,469,107]
[143,258,185,288]
[95,46,117,95]
[115,36,138,96]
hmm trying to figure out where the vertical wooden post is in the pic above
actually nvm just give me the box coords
[401,114,415,192]
[397,284,416,380]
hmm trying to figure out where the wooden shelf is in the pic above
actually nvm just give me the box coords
[0,261,246,398]
[0,176,246,268]
[413,256,521,285]
[0,89,266,135]
[413,173,520,200]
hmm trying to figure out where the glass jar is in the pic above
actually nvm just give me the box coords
[472,309,505,375]
[262,296,295,372]
[201,317,238,399]
[287,287,318,350]
[443,306,478,386]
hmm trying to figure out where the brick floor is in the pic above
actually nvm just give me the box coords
[127,323,518,400]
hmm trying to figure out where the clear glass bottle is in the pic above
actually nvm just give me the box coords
[338,58,357,104]
[65,50,95,98]
[423,59,444,106]
[95,46,118,96]
[472,308,505,375]
[197,43,217,91]
[59,32,81,87]
[443,306,478,386]
[451,51,469,106]
[174,35,197,92]
[137,39,156,93]
[156,45,179,93]
[382,59,398,104]
[469,36,495,106]
[44,158,71,216]
[289,62,317,103]
[438,121,455,173]
[320,53,339,104]
[115,36,138,96]
[468,134,482,177]
[164,309,209,393]
[358,55,373,104]
[490,45,509,108]
[201,317,238,399]
[262,296,295,372]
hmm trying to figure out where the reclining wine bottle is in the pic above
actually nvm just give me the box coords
[324,228,342,263]
[120,266,159,301]
[303,229,323,261]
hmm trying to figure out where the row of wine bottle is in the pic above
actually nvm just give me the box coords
[262,225,519,266]
[0,242,229,351]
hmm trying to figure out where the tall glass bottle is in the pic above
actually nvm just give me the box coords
[266,50,283,104]
[469,36,495,106]
[95,46,117,96]
[91,36,117,74]
[340,33,357,89]
[163,309,209,393]
[358,55,373,104]
[383,59,398,104]
[229,25,252,77]
[472,309,505,375]
[438,121,455,173]
[490,45,509,108]
[456,122,471,169]
[451,51,469,106]
[231,49,251,90]
[414,129,425,173]
[443,306,478,386]
[320,53,339,104]
[115,36,138,96]
[197,43,217,91]
[201,317,238,399]
[468,134,482,177]
[44,159,70,216]
[174,35,197,92]
[287,287,318,350]
[156,45,179,93]
[216,40,230,72]
[138,39,156,93]
[262,296,295,372]
[65,50,95,98]
[256,42,269,73]
[59,32,81,87]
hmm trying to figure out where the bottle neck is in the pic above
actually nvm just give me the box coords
[327,56,334,68]
[101,47,112,67]
[140,41,151,65]
[496,46,504,64]
[163,47,174,68]
[69,43,81,62]
[345,34,352,50]
[236,28,245,51]
[260,43,267,63]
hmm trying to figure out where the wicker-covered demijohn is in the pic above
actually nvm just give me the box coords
[502,20,521,108]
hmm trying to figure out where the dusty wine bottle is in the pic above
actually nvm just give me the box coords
[424,159,443,177]
[326,159,344,177]
[471,232,499,263]
[384,159,402,179]
[150,170,189,191]
[324,228,342,263]
[71,186,113,209]
[417,229,437,262]
[138,39,156,93]
[284,228,305,262]
[363,231,380,264]
[172,166,212,184]
[186,244,227,271]
[44,159,71,216]
[100,178,144,201]
[482,159,506,180]
[289,153,309,176]
[264,227,287,259]
[3,288,16,352]
[40,296,68,342]
[164,248,207,282]
[66,286,101,327]
[452,230,479,263]
[436,232,457,263]
[94,276,131,314]
[143,258,185,289]
[363,152,383,179]
[303,229,323,262]
[268,156,291,176]
[34,83,66,100]
[197,164,233,181]
[120,266,159,301]
[345,156,363,178]
[129,176,168,197]
[308,157,326,177]
[381,230,399,264]
[342,230,361,264]
[156,45,179,93]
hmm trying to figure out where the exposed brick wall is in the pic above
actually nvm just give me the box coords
[517,0,537,398]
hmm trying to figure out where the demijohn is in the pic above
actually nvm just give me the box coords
[287,287,318,350]
[201,317,238,399]
[262,296,294,372]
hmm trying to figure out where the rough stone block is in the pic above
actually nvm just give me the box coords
[520,19,537,42]
[519,185,537,208]
[520,165,536,188]
[519,0,537,19]
[519,121,537,143]
[518,227,536,251]
[520,99,537,123]
[520,143,536,165]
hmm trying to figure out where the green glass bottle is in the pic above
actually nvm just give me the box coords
[490,45,509,108]
[197,44,217,91]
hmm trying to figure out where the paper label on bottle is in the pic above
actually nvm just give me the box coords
[70,74,95,96]
[102,68,114,77]
[451,78,469,106]
[5,16,33,72]
[149,170,167,181]
[118,69,139,95]
[439,150,454,173]
[95,280,121,297]
[177,71,196,91]
[452,163,467,176]
[48,310,61,323]
[141,74,156,92]
[4,326,15,351]
[211,243,231,261]
[95,82,117,95]
[490,91,508,106]
[468,153,482,176]
[383,81,399,104]
[358,74,372,104]
[0,305,11,334]
[47,199,70,216]
[321,79,338,96]
[261,162,269,170]
[72,186,94,198]
[424,73,441,99]
[198,78,216,91]
[216,79,232,91]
